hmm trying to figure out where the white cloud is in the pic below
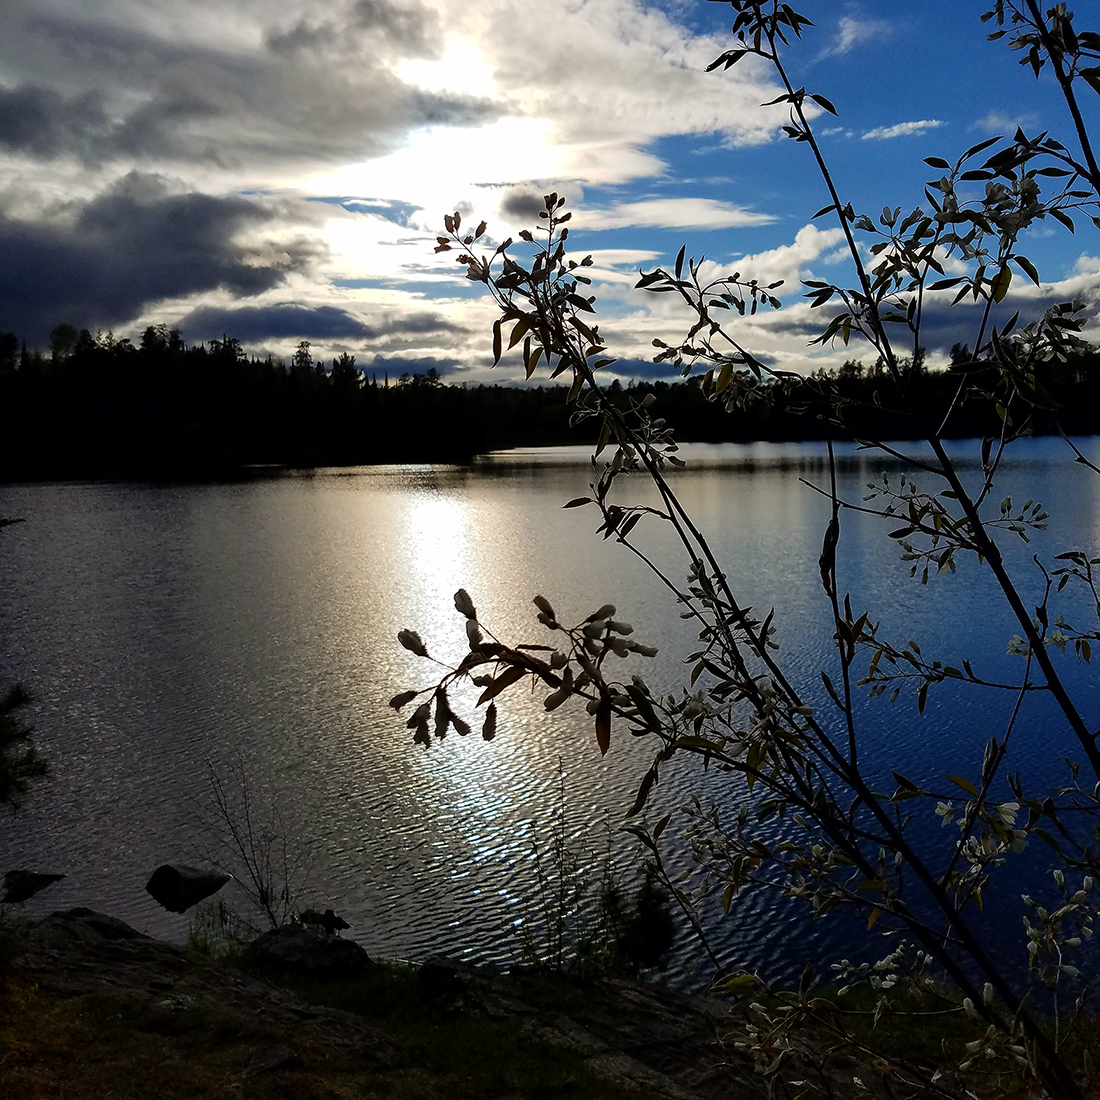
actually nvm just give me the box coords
[723,224,847,287]
[575,197,776,231]
[972,110,1039,134]
[821,15,891,58]
[862,119,945,141]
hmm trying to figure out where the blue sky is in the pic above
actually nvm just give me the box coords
[0,0,1096,381]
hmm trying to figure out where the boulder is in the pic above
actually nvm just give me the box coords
[2,869,65,904]
[145,865,231,913]
[32,908,147,955]
[245,925,370,980]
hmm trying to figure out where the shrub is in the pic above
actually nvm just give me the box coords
[396,4,1100,1097]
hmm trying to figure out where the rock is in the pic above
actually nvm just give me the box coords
[2,869,65,904]
[145,864,231,914]
[35,908,147,951]
[244,1044,304,1075]
[245,926,370,980]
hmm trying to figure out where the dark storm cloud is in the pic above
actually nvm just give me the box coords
[352,0,439,51]
[177,303,464,345]
[6,3,494,171]
[0,82,216,165]
[179,304,374,343]
[500,189,547,222]
[269,0,440,57]
[606,358,683,380]
[0,174,319,343]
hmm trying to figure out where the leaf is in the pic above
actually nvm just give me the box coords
[563,497,592,508]
[717,972,758,992]
[1013,255,1041,287]
[820,671,842,709]
[923,156,951,169]
[990,265,1012,303]
[624,766,657,818]
[1050,207,1075,233]
[947,774,980,797]
[482,702,497,741]
[808,93,837,115]
[595,695,612,755]
[477,665,528,705]
[507,316,531,350]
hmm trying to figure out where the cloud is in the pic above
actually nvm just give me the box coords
[178,303,375,343]
[268,0,442,58]
[0,173,320,342]
[971,109,1040,134]
[820,15,891,58]
[0,82,218,166]
[5,2,496,176]
[724,224,847,287]
[862,119,945,141]
[576,198,775,230]
[499,188,549,223]
[179,301,464,344]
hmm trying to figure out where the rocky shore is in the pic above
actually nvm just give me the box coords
[1,909,758,1099]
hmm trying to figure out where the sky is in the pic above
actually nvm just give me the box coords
[0,0,1098,383]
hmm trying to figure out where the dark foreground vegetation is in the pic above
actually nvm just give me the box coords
[2,325,1100,480]
[0,908,727,1100]
[6,907,1094,1100]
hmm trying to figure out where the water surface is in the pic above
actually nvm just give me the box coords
[2,438,1099,984]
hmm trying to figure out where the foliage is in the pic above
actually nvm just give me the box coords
[191,756,314,931]
[9,319,1100,480]
[0,519,45,813]
[514,763,675,979]
[395,3,1100,1098]
[0,684,46,814]
[184,898,255,960]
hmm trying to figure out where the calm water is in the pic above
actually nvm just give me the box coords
[2,439,1100,985]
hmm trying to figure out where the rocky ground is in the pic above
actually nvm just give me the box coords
[0,909,764,1100]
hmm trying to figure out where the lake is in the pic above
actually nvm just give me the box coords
[2,438,1099,986]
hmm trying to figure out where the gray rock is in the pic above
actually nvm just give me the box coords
[2,869,65,904]
[245,925,370,980]
[36,907,147,948]
[145,864,231,914]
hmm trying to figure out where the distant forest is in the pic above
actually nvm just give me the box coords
[2,323,1100,480]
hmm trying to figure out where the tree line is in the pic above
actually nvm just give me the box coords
[2,323,1099,480]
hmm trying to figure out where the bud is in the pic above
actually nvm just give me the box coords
[533,595,557,622]
[398,629,429,658]
[587,604,616,622]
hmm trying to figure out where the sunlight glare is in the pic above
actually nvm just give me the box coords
[398,39,496,99]
[305,117,559,208]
